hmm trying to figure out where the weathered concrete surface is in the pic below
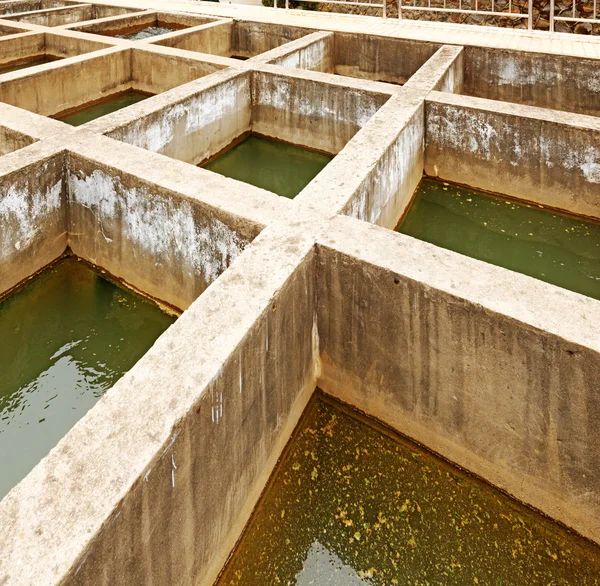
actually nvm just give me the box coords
[316,214,600,545]
[463,46,600,117]
[66,131,281,310]
[0,142,66,297]
[101,68,250,165]
[0,209,323,586]
[296,90,423,228]
[154,19,312,58]
[0,46,220,118]
[334,32,440,85]
[4,4,140,26]
[0,30,111,70]
[0,0,82,16]
[252,65,389,154]
[425,91,600,219]
[70,10,216,37]
[403,44,463,94]
[257,30,333,72]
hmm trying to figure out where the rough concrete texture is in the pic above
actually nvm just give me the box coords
[0,30,111,69]
[334,32,440,84]
[252,66,389,154]
[0,209,322,586]
[103,69,250,165]
[4,4,139,26]
[316,214,600,545]
[0,0,82,16]
[70,10,216,36]
[463,46,600,117]
[257,30,334,72]
[0,46,221,118]
[0,143,66,297]
[0,2,599,584]
[425,91,600,219]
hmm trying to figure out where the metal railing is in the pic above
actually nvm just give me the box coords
[398,0,532,29]
[550,0,599,31]
[280,0,387,18]
[274,0,600,33]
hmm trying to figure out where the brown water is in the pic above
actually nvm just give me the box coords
[217,394,600,585]
[0,55,61,74]
[0,256,175,500]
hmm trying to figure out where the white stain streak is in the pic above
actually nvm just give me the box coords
[171,455,177,488]
[0,175,61,260]
[68,169,247,284]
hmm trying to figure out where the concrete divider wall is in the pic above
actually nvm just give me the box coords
[334,33,441,85]
[5,5,96,26]
[425,91,600,219]
[0,146,65,297]
[296,92,423,229]
[260,31,334,73]
[45,31,112,56]
[0,32,44,65]
[232,20,313,58]
[0,48,130,116]
[463,47,600,117]
[0,0,79,16]
[316,214,600,544]
[252,68,389,154]
[67,148,258,311]
[105,69,250,165]
[0,214,320,586]
[153,20,233,56]
[131,48,223,94]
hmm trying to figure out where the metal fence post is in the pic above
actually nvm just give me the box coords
[285,0,289,8]
[383,0,387,18]
[550,0,554,31]
[398,0,402,18]
[527,0,532,29]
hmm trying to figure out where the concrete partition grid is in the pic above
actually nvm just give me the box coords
[0,2,600,584]
[316,213,600,545]
[425,90,600,220]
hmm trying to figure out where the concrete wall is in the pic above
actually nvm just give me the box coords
[425,91,600,220]
[0,0,79,16]
[334,33,440,85]
[67,147,258,311]
[0,215,320,586]
[232,20,311,58]
[72,11,216,36]
[5,4,139,26]
[105,69,250,166]
[0,31,109,67]
[463,46,600,117]
[252,67,389,154]
[131,48,223,94]
[296,91,423,229]
[154,20,233,56]
[0,49,130,116]
[316,214,600,545]
[0,144,65,298]
[259,31,334,73]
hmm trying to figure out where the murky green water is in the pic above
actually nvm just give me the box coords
[0,256,175,500]
[204,135,332,199]
[0,55,60,74]
[398,179,600,300]
[56,90,151,127]
[117,26,173,40]
[217,395,600,585]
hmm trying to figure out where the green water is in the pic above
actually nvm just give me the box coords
[56,90,150,127]
[398,179,600,300]
[117,26,173,40]
[217,395,600,585]
[0,256,175,500]
[0,55,60,74]
[204,135,333,199]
